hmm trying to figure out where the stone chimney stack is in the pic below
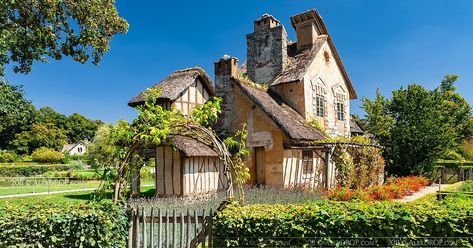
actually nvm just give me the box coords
[246,14,287,84]
[290,10,323,51]
[214,55,239,133]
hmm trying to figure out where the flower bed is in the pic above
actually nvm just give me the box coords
[324,176,430,201]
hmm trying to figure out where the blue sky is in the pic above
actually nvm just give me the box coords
[5,0,473,123]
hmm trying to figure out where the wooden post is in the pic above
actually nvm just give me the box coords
[186,209,191,248]
[194,210,198,247]
[209,208,213,248]
[150,208,155,248]
[180,210,184,248]
[158,209,162,248]
[165,210,169,248]
[173,209,177,248]
[134,209,140,248]
[129,209,135,248]
[201,209,206,248]
[142,208,147,248]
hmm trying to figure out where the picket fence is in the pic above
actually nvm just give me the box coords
[129,207,215,248]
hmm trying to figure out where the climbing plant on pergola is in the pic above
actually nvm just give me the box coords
[107,88,249,203]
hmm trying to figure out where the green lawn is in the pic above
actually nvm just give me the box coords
[0,190,108,206]
[0,179,155,206]
[0,180,101,196]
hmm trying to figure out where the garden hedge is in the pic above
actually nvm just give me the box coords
[0,202,129,247]
[214,199,473,247]
[0,164,83,177]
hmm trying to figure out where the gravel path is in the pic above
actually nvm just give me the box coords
[395,183,463,203]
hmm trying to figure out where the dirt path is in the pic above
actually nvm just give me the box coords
[0,184,154,199]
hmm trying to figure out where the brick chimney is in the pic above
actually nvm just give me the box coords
[290,10,323,51]
[246,14,287,84]
[214,55,239,133]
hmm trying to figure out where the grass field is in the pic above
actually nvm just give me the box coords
[0,180,101,196]
[0,178,156,205]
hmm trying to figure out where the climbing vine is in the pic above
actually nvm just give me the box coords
[97,88,250,203]
[317,135,385,188]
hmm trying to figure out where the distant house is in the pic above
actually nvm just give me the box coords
[62,139,88,156]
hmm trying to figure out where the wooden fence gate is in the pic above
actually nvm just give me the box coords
[129,207,214,248]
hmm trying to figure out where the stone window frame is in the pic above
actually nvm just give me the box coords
[311,78,328,118]
[335,93,345,121]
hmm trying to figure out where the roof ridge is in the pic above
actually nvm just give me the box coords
[174,67,205,74]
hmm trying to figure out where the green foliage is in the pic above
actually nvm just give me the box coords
[0,0,129,75]
[0,80,101,154]
[308,117,327,135]
[192,97,222,126]
[0,202,129,247]
[315,135,384,188]
[12,123,69,154]
[66,113,103,143]
[0,79,35,149]
[362,75,473,178]
[0,164,83,177]
[214,200,473,247]
[0,150,16,162]
[31,147,65,163]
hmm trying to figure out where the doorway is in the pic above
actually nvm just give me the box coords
[253,147,265,186]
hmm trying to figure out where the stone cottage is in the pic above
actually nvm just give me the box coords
[62,139,88,156]
[214,9,358,189]
[130,9,376,196]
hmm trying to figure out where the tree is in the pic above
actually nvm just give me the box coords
[0,79,35,149]
[35,106,69,130]
[0,0,129,75]
[12,123,68,154]
[66,113,102,143]
[362,75,473,178]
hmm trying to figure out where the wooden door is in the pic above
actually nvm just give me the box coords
[254,147,265,186]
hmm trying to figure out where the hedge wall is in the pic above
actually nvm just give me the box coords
[214,199,473,247]
[0,202,129,247]
[0,164,83,177]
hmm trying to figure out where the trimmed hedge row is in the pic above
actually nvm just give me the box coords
[0,164,83,177]
[214,199,473,247]
[0,202,129,247]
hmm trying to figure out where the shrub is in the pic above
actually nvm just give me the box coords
[32,147,65,163]
[214,200,473,247]
[324,176,430,201]
[0,202,129,247]
[0,164,83,177]
[0,150,16,163]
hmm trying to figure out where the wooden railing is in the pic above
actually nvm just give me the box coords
[129,207,214,248]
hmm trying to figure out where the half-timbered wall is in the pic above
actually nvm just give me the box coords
[182,157,227,196]
[155,146,227,196]
[155,146,182,195]
[173,78,210,116]
[283,149,324,189]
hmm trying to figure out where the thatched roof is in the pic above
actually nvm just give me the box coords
[128,67,215,107]
[171,135,218,157]
[272,38,325,86]
[232,78,325,142]
[272,9,357,100]
[350,115,365,135]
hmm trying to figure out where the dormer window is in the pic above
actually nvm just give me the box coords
[315,94,324,117]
